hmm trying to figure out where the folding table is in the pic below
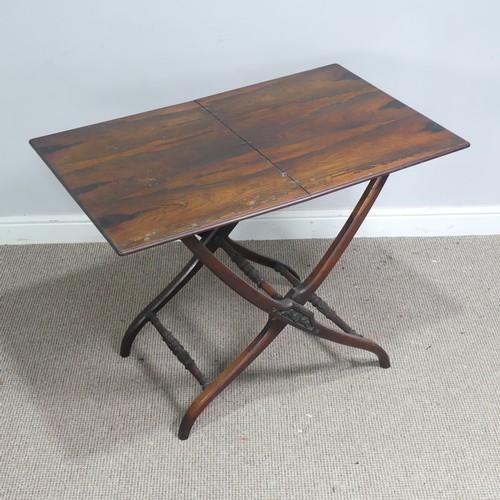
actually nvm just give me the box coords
[30,64,469,439]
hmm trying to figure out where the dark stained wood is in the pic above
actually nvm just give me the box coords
[178,318,286,440]
[30,102,307,255]
[30,63,469,256]
[29,64,471,439]
[120,227,228,358]
[292,175,389,301]
[177,185,391,438]
[198,63,470,195]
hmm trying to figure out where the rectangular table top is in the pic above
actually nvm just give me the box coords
[30,64,469,255]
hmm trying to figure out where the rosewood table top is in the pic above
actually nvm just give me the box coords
[30,64,468,255]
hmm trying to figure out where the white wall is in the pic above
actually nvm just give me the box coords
[1,0,498,239]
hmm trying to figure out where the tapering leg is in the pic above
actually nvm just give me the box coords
[178,318,286,440]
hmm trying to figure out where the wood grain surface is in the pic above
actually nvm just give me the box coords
[30,102,307,254]
[30,64,469,255]
[199,64,469,195]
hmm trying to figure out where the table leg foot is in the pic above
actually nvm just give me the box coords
[178,318,285,440]
[313,323,390,369]
[121,314,152,358]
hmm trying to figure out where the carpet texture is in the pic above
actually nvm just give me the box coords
[1,237,499,499]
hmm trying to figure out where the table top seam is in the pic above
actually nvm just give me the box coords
[194,99,312,198]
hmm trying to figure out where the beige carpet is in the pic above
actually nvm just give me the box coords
[1,236,499,499]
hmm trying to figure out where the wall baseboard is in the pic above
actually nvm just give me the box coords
[1,207,499,246]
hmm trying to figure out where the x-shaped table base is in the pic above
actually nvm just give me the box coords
[121,175,390,439]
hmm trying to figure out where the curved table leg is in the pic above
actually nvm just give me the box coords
[121,225,236,357]
[120,256,205,357]
[272,302,390,369]
[292,176,388,302]
[313,323,390,369]
[178,318,286,440]
[128,177,391,438]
